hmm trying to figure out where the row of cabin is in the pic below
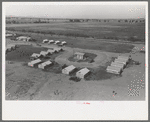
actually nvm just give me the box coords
[106,54,131,74]
[30,47,63,60]
[28,59,52,69]
[42,39,67,45]
[16,36,32,42]
[62,65,90,79]
[28,60,90,78]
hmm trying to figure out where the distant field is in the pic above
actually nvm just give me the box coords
[6,22,145,41]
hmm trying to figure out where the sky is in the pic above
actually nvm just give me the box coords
[4,2,146,19]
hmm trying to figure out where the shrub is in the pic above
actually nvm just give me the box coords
[69,76,81,82]
[62,64,68,69]
[135,61,140,65]
[88,59,94,63]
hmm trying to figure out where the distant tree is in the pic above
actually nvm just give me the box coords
[125,20,128,22]
[132,20,135,23]
[38,19,41,23]
[69,19,73,22]
[74,19,80,22]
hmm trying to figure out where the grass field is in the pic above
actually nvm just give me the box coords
[6,22,145,53]
[6,22,145,41]
[6,31,134,53]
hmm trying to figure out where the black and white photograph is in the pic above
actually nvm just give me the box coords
[2,2,148,120]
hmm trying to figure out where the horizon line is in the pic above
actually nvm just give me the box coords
[6,15,145,20]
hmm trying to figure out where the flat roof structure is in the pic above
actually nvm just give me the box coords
[31,53,41,58]
[16,36,31,39]
[106,66,122,74]
[114,58,127,65]
[48,40,54,43]
[54,40,61,44]
[55,40,60,43]
[111,62,125,69]
[47,49,55,54]
[62,65,76,75]
[38,60,52,69]
[74,52,85,56]
[40,51,48,56]
[61,41,67,44]
[28,59,42,67]
[54,47,62,52]
[76,68,90,79]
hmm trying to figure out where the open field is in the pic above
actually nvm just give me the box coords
[6,22,145,41]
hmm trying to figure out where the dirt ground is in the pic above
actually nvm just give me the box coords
[5,58,145,100]
[5,38,145,100]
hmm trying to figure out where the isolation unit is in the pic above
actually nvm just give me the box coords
[54,40,60,44]
[47,49,56,54]
[76,68,90,79]
[106,66,122,75]
[117,56,130,62]
[30,53,41,60]
[110,62,125,70]
[16,36,31,41]
[6,33,13,37]
[62,65,76,75]
[48,40,54,44]
[28,59,42,67]
[53,47,63,52]
[6,32,16,37]
[42,39,49,43]
[40,51,48,57]
[61,41,67,45]
[38,60,52,69]
[114,58,127,65]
